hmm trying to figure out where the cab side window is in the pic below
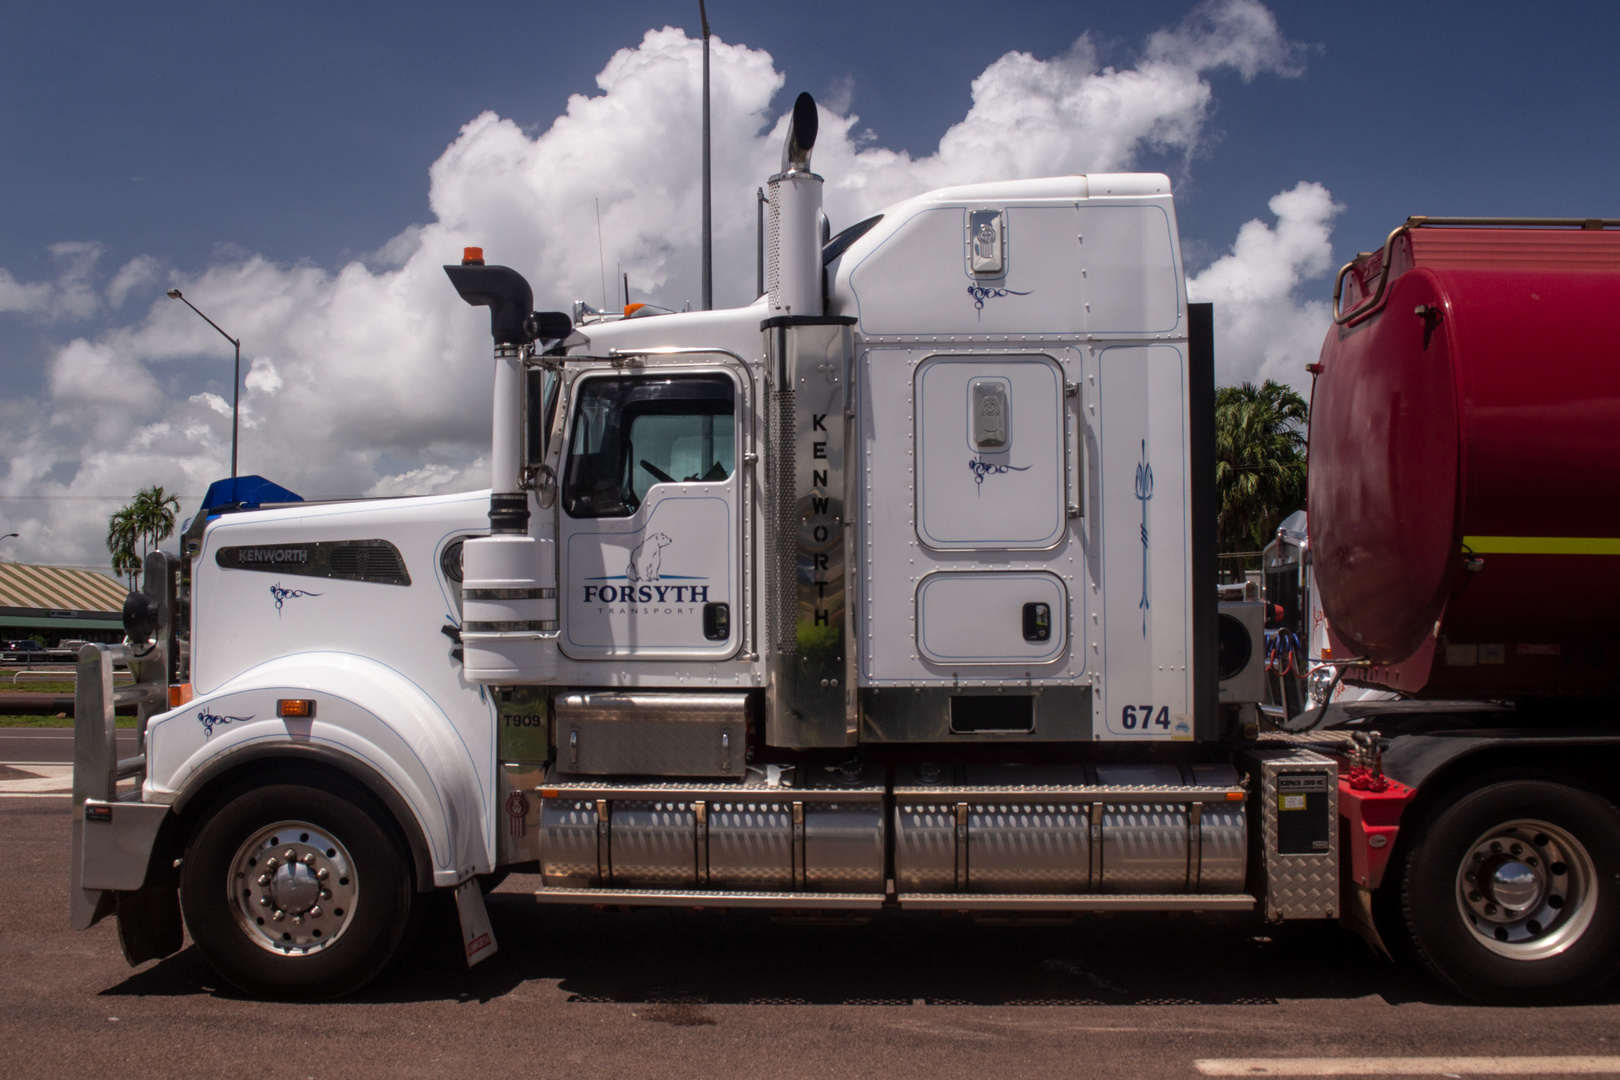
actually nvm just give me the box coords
[563,374,735,518]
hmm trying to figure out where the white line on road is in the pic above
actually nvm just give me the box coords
[0,792,69,798]
[0,764,72,795]
[1196,1058,1620,1076]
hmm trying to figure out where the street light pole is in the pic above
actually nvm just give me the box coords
[699,0,712,311]
[167,289,241,478]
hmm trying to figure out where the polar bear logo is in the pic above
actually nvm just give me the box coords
[626,533,673,583]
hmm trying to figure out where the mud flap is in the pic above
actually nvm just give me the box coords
[454,879,498,968]
[116,883,183,967]
[1340,881,1393,961]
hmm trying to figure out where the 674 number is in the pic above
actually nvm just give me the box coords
[1120,704,1170,730]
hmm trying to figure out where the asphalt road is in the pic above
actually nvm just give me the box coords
[0,727,138,763]
[6,781,1620,1078]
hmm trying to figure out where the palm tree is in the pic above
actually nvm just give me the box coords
[106,486,182,589]
[1215,381,1308,557]
[107,509,141,589]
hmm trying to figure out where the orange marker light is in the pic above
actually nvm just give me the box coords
[277,699,316,719]
[1226,791,1245,801]
[623,303,646,316]
[169,683,194,708]
[462,247,485,266]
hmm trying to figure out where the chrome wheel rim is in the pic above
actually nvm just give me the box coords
[1455,817,1596,961]
[228,820,359,956]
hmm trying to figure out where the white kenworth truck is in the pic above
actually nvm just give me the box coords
[70,94,1498,1002]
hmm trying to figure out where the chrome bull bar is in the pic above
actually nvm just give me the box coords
[70,551,175,932]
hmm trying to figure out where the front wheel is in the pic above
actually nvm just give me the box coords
[1402,778,1620,1004]
[180,779,414,1000]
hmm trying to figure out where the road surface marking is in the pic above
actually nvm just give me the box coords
[1196,1058,1620,1076]
[0,764,71,795]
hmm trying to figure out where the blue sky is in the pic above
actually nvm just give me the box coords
[6,2,1615,287]
[2,0,1617,564]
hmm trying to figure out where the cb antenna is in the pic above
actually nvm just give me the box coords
[595,197,608,309]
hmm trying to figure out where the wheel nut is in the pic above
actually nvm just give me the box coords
[316,868,329,881]
[272,910,285,922]
[258,896,271,907]
[302,853,316,867]
[1511,843,1523,855]
[1484,903,1498,915]
[1491,842,1503,853]
[284,849,296,861]
[266,857,280,870]
[1469,890,1483,902]
[309,906,322,918]
[319,889,331,901]
[256,873,270,886]
[292,915,303,926]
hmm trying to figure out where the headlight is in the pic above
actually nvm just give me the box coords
[1307,664,1336,706]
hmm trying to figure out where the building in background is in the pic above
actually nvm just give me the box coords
[0,563,126,647]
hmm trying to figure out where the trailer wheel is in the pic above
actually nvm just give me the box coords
[1402,779,1620,1004]
[180,780,413,1000]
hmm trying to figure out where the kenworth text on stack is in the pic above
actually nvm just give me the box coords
[71,93,1620,1003]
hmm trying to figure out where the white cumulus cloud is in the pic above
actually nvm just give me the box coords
[107,255,160,308]
[0,242,107,320]
[1188,180,1343,391]
[0,0,1325,567]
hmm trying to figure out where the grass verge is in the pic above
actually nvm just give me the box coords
[0,715,138,728]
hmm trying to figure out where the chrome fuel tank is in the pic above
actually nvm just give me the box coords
[535,765,885,893]
[893,763,1246,895]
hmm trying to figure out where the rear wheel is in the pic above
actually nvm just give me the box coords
[1403,779,1620,1004]
[181,780,414,1000]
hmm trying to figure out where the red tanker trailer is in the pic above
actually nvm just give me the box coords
[1298,218,1620,1003]
[1312,218,1620,697]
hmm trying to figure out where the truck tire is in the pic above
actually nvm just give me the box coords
[180,779,414,1000]
[1402,778,1620,1004]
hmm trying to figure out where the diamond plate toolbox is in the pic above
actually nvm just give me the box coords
[1240,747,1339,920]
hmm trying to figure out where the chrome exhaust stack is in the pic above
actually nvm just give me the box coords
[766,93,823,318]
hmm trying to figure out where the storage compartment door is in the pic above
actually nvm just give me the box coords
[914,355,1068,550]
[916,571,1066,666]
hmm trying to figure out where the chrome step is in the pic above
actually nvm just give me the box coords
[530,887,884,909]
[898,893,1256,912]
[525,887,1256,913]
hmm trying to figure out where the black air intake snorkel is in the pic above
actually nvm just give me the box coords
[444,248,572,533]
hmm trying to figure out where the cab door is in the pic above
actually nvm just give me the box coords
[557,364,745,660]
